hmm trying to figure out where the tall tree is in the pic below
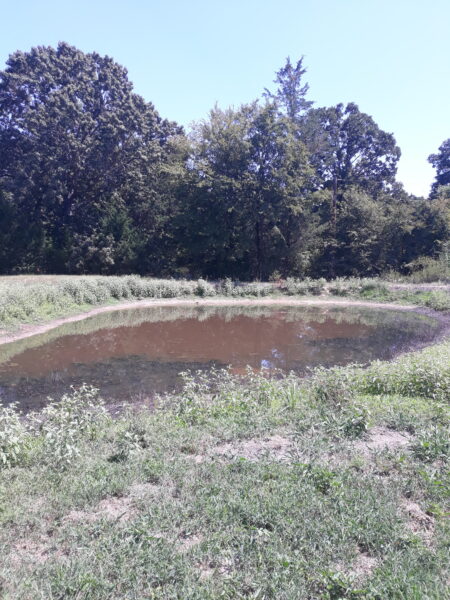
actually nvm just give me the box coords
[264,57,313,122]
[0,42,180,273]
[302,103,401,276]
[182,102,317,279]
[428,138,450,197]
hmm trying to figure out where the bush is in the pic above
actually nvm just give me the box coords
[195,279,216,297]
[424,291,450,311]
[218,278,235,296]
[410,426,449,462]
[0,403,29,468]
[359,343,450,401]
[405,256,450,283]
[34,385,107,468]
[310,366,356,407]
[281,277,326,296]
[323,404,369,439]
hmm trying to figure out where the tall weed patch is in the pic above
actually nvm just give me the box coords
[1,275,449,330]
[0,403,29,468]
[34,385,107,467]
[0,276,199,327]
[358,342,450,401]
[0,386,107,470]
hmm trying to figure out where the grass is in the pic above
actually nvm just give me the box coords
[0,275,449,333]
[0,341,449,599]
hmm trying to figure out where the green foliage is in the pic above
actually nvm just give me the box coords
[35,385,107,468]
[264,56,313,121]
[1,274,448,332]
[424,290,450,311]
[428,138,450,195]
[296,463,341,494]
[0,276,198,326]
[195,278,216,297]
[0,46,448,278]
[324,404,370,440]
[281,277,326,295]
[310,367,356,407]
[0,403,28,468]
[318,571,368,599]
[411,426,449,462]
[402,253,450,283]
[182,101,318,279]
[0,43,181,275]
[358,342,450,401]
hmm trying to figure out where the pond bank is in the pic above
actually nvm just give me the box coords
[0,296,429,346]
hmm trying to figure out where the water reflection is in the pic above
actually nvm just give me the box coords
[0,305,442,412]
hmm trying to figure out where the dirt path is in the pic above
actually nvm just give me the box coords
[0,296,427,347]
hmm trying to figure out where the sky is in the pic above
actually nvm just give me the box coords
[0,0,449,197]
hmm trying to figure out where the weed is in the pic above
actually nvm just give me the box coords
[359,342,450,401]
[34,385,107,468]
[310,366,356,407]
[411,426,450,462]
[0,403,28,468]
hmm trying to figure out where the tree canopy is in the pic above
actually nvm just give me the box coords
[429,138,450,196]
[0,42,179,273]
[0,44,447,278]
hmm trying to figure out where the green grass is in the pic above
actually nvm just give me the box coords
[0,342,449,599]
[0,275,449,333]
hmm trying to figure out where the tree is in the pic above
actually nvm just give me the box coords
[181,102,317,279]
[428,138,450,197]
[302,103,401,276]
[264,57,313,122]
[303,103,400,195]
[0,42,180,273]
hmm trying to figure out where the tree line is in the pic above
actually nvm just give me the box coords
[0,43,449,279]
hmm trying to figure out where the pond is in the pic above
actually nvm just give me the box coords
[0,304,443,412]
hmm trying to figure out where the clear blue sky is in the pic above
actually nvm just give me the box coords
[1,0,449,197]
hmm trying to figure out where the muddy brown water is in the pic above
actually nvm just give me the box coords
[0,304,444,412]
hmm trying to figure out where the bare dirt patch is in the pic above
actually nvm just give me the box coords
[198,558,233,580]
[206,434,294,462]
[65,496,136,524]
[177,533,204,553]
[12,537,55,565]
[353,427,412,456]
[334,546,379,583]
[351,552,379,580]
[401,500,435,546]
[128,482,161,497]
[63,482,165,525]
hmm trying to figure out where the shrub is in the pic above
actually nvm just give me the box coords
[405,256,450,283]
[219,277,235,296]
[410,426,449,462]
[195,279,216,297]
[35,385,107,468]
[310,366,356,407]
[424,291,450,311]
[0,403,29,468]
[359,343,450,401]
[284,277,308,295]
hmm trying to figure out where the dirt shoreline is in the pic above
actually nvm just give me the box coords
[0,296,442,347]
